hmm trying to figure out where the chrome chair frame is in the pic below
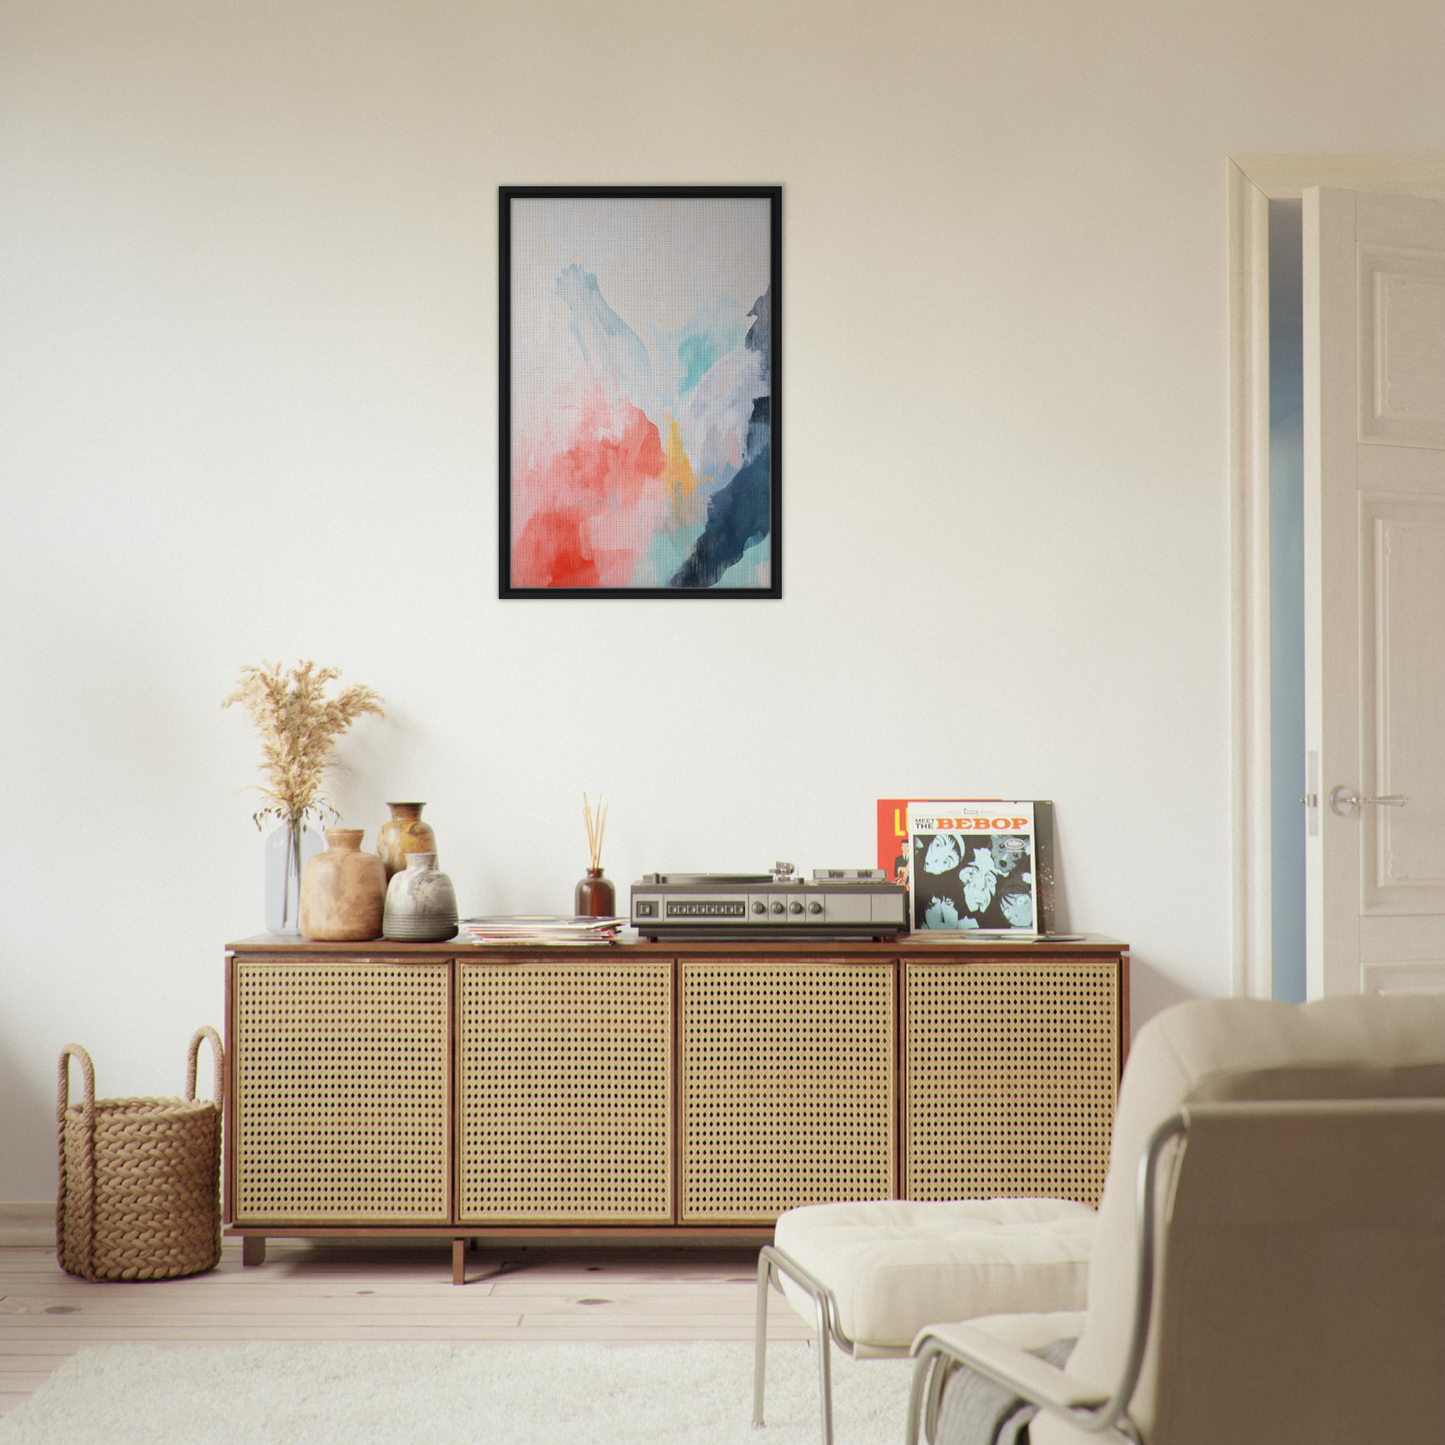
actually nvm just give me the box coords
[753,1243,873,1445]
[904,1114,1186,1445]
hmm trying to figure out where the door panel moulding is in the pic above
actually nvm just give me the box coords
[1228,157,1445,1001]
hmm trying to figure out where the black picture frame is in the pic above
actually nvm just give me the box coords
[499,185,782,599]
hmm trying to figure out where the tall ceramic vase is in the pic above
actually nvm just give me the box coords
[264,819,323,935]
[299,829,386,941]
[376,802,438,881]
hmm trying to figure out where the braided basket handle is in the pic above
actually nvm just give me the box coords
[56,1043,97,1277]
[57,1043,95,1125]
[185,1026,225,1108]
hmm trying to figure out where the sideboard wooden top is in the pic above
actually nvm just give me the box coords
[228,932,1127,958]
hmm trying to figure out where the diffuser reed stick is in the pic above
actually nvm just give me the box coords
[582,792,608,870]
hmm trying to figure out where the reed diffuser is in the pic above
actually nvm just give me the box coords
[575,792,616,918]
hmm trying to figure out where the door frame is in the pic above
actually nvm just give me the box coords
[1228,157,1445,998]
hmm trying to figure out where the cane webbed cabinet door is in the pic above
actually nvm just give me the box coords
[904,958,1119,1206]
[679,958,896,1222]
[457,958,674,1223]
[232,958,451,1224]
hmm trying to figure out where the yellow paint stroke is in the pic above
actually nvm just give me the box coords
[662,416,701,524]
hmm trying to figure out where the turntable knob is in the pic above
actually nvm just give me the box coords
[789,901,804,915]
[770,901,785,915]
[808,901,823,915]
[752,901,766,914]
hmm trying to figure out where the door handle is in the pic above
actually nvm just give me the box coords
[1329,786,1408,816]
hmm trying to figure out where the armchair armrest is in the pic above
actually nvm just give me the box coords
[917,1321,1103,1410]
[907,1322,1123,1445]
[906,1112,1194,1445]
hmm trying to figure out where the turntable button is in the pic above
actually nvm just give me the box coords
[789,901,804,915]
[808,902,823,915]
[752,901,766,914]
[770,902,785,915]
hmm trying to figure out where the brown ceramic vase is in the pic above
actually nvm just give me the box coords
[299,829,386,941]
[574,867,616,918]
[376,802,438,881]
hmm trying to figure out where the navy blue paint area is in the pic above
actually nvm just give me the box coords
[745,396,769,462]
[669,443,771,588]
[670,285,773,589]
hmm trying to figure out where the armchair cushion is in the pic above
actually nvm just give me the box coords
[773,1198,1095,1355]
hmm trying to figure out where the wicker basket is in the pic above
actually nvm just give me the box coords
[57,1027,224,1281]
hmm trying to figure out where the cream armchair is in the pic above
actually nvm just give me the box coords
[907,993,1445,1445]
[754,1197,1096,1444]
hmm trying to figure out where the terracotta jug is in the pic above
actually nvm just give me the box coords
[376,802,438,881]
[299,829,385,941]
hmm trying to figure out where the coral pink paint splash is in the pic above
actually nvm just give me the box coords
[512,386,667,588]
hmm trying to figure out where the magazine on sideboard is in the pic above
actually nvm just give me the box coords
[875,798,1056,934]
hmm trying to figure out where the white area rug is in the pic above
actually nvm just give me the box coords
[0,1340,914,1444]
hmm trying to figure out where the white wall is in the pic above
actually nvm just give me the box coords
[3,0,1442,1200]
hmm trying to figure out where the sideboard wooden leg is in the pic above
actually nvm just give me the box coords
[241,1236,266,1268]
[452,1237,465,1285]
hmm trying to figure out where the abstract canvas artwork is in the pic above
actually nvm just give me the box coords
[500,187,781,597]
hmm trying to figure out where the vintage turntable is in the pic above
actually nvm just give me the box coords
[630,862,906,940]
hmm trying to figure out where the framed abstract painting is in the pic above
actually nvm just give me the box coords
[499,186,781,598]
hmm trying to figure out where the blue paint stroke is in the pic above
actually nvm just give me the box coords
[668,440,770,588]
[556,265,654,412]
[669,284,772,588]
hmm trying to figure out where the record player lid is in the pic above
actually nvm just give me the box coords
[646,872,773,885]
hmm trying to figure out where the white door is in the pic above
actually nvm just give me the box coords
[1305,186,1445,996]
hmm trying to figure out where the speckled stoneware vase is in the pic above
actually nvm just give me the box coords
[383,852,459,942]
[376,802,438,881]
[299,829,385,941]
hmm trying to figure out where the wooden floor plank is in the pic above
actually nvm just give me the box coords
[0,1325,800,1344]
[0,1318,804,1338]
[0,1356,72,1372]
[0,1288,768,1318]
[1,1296,525,1318]
[0,1374,48,1392]
[0,1322,812,1354]
[0,1279,501,1300]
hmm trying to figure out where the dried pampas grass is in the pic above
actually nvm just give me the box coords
[223,660,385,828]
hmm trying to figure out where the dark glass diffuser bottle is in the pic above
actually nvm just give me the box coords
[575,868,616,918]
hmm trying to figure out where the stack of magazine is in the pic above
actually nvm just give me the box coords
[458,915,626,946]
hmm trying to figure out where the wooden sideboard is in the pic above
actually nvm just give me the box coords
[224,935,1129,1281]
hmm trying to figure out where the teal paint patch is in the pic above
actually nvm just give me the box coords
[664,297,745,397]
[677,333,719,396]
[632,521,705,588]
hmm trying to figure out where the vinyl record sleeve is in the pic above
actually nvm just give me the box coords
[877,798,1055,933]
